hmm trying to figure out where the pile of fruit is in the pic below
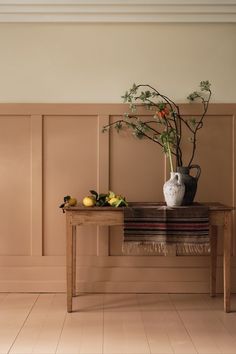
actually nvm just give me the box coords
[59,190,128,212]
[59,195,77,212]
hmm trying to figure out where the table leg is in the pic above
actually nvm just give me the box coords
[66,214,73,313]
[223,211,232,313]
[210,225,218,297]
[72,226,76,296]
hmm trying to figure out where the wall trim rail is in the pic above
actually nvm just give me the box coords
[0,1,235,23]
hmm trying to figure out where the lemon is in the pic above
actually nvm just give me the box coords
[68,198,77,206]
[82,196,96,207]
[108,197,119,206]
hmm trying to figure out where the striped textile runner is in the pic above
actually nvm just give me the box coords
[123,203,210,255]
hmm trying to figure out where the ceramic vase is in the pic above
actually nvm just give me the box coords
[176,165,201,205]
[163,172,185,207]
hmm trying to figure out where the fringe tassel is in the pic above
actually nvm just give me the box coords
[122,242,211,256]
[176,243,210,255]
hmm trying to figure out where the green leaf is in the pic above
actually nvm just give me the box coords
[157,102,165,110]
[101,126,108,133]
[188,117,197,127]
[130,103,137,112]
[133,129,144,139]
[130,83,137,94]
[187,91,199,101]
[96,197,109,206]
[64,195,71,202]
[115,122,123,132]
[98,193,107,199]
[200,80,211,91]
[90,190,98,199]
[121,91,129,102]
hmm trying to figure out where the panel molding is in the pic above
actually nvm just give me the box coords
[233,114,236,255]
[0,1,236,23]
[96,115,110,256]
[30,115,43,256]
[0,103,235,116]
[0,265,236,294]
[1,254,236,267]
[0,255,235,292]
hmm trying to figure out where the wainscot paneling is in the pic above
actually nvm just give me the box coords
[0,103,235,293]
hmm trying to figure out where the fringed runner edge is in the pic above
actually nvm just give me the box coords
[122,241,211,256]
[123,204,210,256]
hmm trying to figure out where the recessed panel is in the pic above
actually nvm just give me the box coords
[181,115,233,205]
[43,115,98,256]
[0,116,31,255]
[109,115,165,202]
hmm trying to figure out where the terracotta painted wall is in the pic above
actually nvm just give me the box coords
[0,103,235,293]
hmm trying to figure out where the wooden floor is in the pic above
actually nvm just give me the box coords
[0,293,236,354]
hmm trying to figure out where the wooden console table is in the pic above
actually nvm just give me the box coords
[65,202,233,313]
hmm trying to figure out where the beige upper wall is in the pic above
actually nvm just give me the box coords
[0,23,235,103]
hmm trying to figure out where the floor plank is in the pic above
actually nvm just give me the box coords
[171,294,236,354]
[170,293,211,311]
[178,309,236,354]
[104,310,150,354]
[56,294,103,354]
[0,293,38,354]
[142,310,197,354]
[27,294,66,354]
[103,294,150,354]
[137,294,174,311]
[103,294,139,312]
[10,294,54,354]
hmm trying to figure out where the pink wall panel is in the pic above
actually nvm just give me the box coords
[43,115,99,256]
[109,115,166,202]
[0,116,31,255]
[0,104,235,292]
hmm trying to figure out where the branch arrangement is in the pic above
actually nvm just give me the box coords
[103,81,212,171]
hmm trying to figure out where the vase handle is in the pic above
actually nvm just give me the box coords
[189,164,201,181]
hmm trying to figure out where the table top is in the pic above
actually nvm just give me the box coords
[64,202,234,212]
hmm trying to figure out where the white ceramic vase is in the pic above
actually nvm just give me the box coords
[163,172,185,207]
